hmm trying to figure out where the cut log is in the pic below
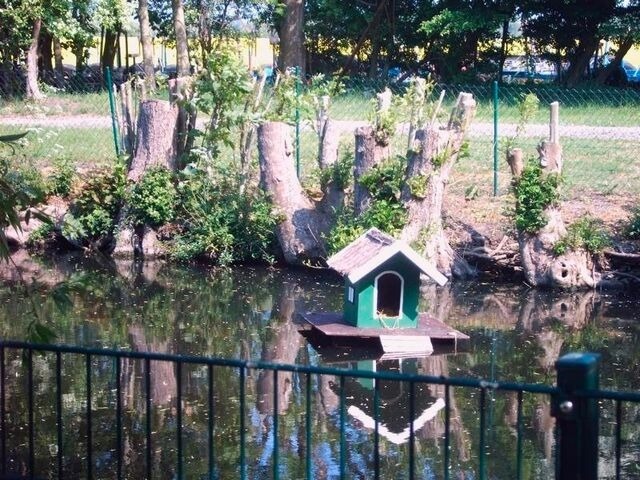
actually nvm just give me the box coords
[258,121,330,265]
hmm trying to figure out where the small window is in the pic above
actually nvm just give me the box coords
[348,286,354,303]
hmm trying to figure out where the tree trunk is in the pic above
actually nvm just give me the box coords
[101,27,119,72]
[172,0,190,77]
[38,30,53,74]
[278,0,305,74]
[400,93,477,279]
[508,102,599,288]
[113,100,178,258]
[595,36,634,85]
[138,0,157,92]
[353,125,390,215]
[53,37,63,75]
[26,18,44,101]
[258,121,329,264]
[564,37,599,87]
[318,118,343,169]
[129,100,179,180]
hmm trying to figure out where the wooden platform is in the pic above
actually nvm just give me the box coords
[299,312,469,342]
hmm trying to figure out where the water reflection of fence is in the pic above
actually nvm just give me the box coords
[0,341,638,479]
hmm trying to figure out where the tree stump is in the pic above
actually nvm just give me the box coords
[258,122,329,265]
[353,125,391,215]
[113,99,179,258]
[129,99,179,181]
[509,102,599,289]
[400,92,477,279]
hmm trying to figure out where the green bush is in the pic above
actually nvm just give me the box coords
[326,157,408,253]
[128,167,177,227]
[626,208,640,239]
[512,160,560,234]
[46,156,76,198]
[65,161,127,243]
[168,167,277,265]
[553,217,611,255]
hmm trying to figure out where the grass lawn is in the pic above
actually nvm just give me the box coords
[1,124,116,167]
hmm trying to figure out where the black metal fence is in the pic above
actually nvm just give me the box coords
[1,340,639,479]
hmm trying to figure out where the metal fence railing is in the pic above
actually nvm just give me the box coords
[1,72,639,199]
[1,340,639,479]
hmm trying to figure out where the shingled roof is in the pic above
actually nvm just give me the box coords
[327,228,448,286]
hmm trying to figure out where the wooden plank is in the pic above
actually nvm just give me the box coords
[299,312,469,341]
[379,335,433,355]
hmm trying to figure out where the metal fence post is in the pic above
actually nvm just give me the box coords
[492,80,499,196]
[105,67,121,157]
[553,353,600,480]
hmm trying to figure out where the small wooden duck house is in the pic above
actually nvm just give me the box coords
[327,228,447,329]
[299,228,469,355]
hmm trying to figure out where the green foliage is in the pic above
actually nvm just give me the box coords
[319,152,353,191]
[553,217,611,255]
[326,157,407,253]
[169,166,277,265]
[46,155,76,198]
[263,70,311,123]
[128,167,177,227]
[368,88,397,145]
[358,158,405,200]
[194,47,253,158]
[26,222,55,250]
[625,208,640,239]
[64,161,127,243]
[512,160,560,233]
[407,173,430,199]
[507,93,540,150]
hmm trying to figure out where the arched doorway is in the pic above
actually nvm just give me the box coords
[375,271,403,318]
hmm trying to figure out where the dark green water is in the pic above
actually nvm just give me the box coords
[1,254,639,479]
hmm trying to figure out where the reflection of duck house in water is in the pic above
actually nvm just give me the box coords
[330,359,446,445]
[300,228,468,355]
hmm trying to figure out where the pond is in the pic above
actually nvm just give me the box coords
[1,254,639,479]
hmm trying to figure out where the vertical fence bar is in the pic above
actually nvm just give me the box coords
[409,381,416,480]
[27,348,34,479]
[339,375,346,479]
[492,80,499,196]
[305,373,312,480]
[444,384,450,480]
[0,346,4,477]
[373,378,380,480]
[295,66,301,179]
[553,353,600,480]
[145,358,152,480]
[176,361,183,480]
[56,352,63,479]
[615,400,622,479]
[86,354,92,480]
[208,364,215,480]
[516,390,524,480]
[479,388,486,480]
[105,67,121,156]
[239,366,246,480]
[115,356,122,480]
[273,370,279,480]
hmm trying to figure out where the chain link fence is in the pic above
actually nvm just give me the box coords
[297,79,640,200]
[2,72,639,199]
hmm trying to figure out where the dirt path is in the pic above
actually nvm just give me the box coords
[2,115,639,141]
